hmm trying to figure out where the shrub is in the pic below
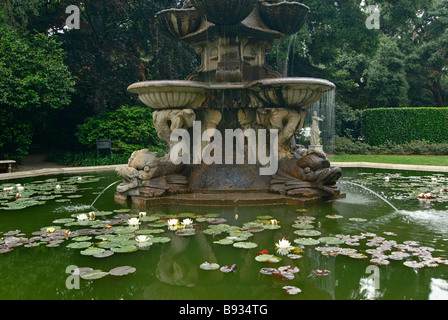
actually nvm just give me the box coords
[361,107,448,146]
[76,105,167,156]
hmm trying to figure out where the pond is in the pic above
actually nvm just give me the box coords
[0,168,447,300]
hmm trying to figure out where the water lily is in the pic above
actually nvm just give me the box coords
[270,219,278,225]
[77,213,88,221]
[55,185,61,189]
[138,212,147,218]
[128,218,140,228]
[16,186,24,192]
[167,218,179,230]
[135,235,150,243]
[46,227,56,233]
[88,211,96,220]
[181,218,194,227]
[276,238,294,255]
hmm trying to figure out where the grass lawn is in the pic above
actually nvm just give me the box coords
[328,154,448,167]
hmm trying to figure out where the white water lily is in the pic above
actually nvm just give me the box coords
[3,186,14,192]
[138,212,147,218]
[135,235,150,243]
[181,218,194,227]
[55,185,61,189]
[77,213,88,221]
[128,217,140,227]
[167,218,179,230]
[88,211,96,220]
[276,238,294,255]
[270,219,278,225]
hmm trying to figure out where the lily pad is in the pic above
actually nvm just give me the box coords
[294,230,322,237]
[109,266,136,276]
[200,262,220,270]
[255,254,281,263]
[111,245,138,253]
[213,238,234,245]
[220,264,237,273]
[294,238,320,246]
[150,236,171,244]
[93,250,114,258]
[233,241,258,249]
[67,242,93,249]
[73,236,92,242]
[80,248,105,256]
[283,286,302,295]
[312,269,331,276]
[80,270,109,280]
[318,237,345,245]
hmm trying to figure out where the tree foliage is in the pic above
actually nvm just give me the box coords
[0,9,75,159]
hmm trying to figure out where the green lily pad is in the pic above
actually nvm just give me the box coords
[67,242,93,249]
[136,229,164,235]
[73,236,92,242]
[326,214,344,219]
[294,238,320,246]
[109,266,136,276]
[52,218,75,224]
[294,230,322,237]
[255,254,281,263]
[93,250,114,258]
[80,248,105,256]
[263,224,281,230]
[233,241,258,249]
[150,236,171,244]
[257,215,274,220]
[80,270,109,280]
[111,245,138,253]
[213,238,234,245]
[318,237,345,245]
[292,223,314,229]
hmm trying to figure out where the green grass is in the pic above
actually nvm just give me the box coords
[328,154,448,166]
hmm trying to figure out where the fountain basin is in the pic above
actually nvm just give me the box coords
[259,1,310,35]
[127,80,209,109]
[247,77,336,108]
[155,8,202,39]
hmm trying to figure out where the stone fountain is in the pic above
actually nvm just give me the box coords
[114,0,344,206]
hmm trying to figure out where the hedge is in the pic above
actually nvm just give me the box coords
[361,108,448,146]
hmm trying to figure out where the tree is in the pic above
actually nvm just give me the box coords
[365,35,410,107]
[0,15,75,160]
[402,0,448,107]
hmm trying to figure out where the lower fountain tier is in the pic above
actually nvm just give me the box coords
[114,149,344,207]
[114,191,346,207]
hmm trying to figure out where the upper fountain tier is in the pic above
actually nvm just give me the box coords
[154,0,315,83]
[156,0,310,42]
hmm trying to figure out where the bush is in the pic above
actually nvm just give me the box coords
[334,136,448,156]
[335,137,372,155]
[76,105,167,156]
[361,107,448,146]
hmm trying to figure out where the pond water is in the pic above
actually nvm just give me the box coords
[0,168,447,300]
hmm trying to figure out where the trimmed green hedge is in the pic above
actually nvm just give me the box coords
[361,108,448,146]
